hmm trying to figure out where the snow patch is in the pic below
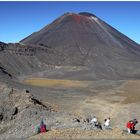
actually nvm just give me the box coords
[91,16,98,22]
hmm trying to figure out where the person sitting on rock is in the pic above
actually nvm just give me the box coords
[90,116,102,130]
[90,116,98,128]
[126,121,134,134]
[104,117,111,129]
[126,119,138,134]
[36,119,47,133]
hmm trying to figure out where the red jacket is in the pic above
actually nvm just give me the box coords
[126,122,134,130]
[40,124,47,133]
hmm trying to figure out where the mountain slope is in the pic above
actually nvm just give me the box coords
[0,12,140,80]
[20,12,140,79]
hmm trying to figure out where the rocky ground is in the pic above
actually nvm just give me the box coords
[0,82,85,139]
[30,128,140,139]
[1,69,140,139]
[0,81,116,139]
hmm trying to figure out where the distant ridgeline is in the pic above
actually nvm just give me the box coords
[0,43,54,56]
[0,41,7,51]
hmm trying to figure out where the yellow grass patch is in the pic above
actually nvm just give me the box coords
[24,78,89,88]
[116,80,140,104]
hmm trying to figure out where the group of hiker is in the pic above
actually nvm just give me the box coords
[36,117,139,135]
[91,116,140,135]
[90,116,111,130]
[90,116,139,134]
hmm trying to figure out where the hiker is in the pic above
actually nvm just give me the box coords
[90,116,98,127]
[104,117,111,129]
[36,119,47,134]
[90,116,102,130]
[126,119,138,134]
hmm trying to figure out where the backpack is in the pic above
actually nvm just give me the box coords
[126,122,131,129]
[40,124,47,133]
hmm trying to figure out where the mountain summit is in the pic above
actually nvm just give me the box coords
[21,12,140,58]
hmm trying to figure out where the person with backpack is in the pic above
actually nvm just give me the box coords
[126,121,134,134]
[126,119,138,134]
[36,119,47,134]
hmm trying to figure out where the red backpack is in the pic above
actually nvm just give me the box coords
[126,122,131,129]
[127,121,135,130]
[40,124,47,133]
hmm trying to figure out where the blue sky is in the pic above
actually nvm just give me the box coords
[0,1,140,44]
